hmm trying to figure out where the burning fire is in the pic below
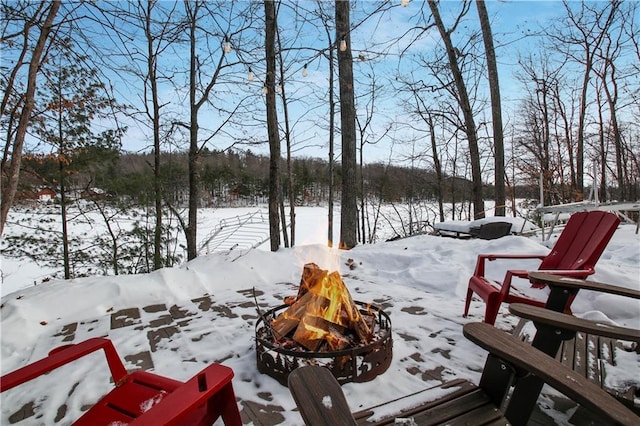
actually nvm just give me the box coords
[271,263,373,352]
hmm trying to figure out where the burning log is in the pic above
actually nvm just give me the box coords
[271,263,373,351]
[272,291,330,339]
[293,314,348,351]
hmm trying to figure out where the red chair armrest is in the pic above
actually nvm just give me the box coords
[473,254,546,277]
[531,269,594,278]
[0,338,127,392]
[506,269,529,278]
[481,254,547,261]
[131,363,239,426]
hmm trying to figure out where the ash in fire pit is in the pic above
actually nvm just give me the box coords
[255,263,392,386]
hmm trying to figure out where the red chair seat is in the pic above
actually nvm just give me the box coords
[0,338,242,426]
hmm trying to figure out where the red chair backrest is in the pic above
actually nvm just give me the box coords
[540,211,620,272]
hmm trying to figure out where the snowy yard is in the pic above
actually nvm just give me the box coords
[1,206,638,424]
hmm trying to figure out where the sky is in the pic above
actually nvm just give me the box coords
[71,1,609,159]
[6,0,637,176]
[1,205,638,424]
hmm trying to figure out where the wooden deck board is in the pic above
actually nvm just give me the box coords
[526,324,638,415]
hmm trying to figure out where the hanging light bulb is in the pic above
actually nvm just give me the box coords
[224,36,231,54]
[262,86,268,95]
[401,0,409,6]
[248,68,254,82]
[275,83,282,94]
[302,64,308,77]
[339,38,347,52]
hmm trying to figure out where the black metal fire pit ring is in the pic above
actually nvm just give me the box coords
[255,301,393,386]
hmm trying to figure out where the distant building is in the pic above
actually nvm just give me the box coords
[37,188,56,203]
[81,187,109,200]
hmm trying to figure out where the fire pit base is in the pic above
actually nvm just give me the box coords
[255,301,392,386]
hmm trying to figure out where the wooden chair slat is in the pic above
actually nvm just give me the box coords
[353,378,475,424]
[573,331,588,378]
[586,333,600,385]
[441,404,506,426]
[408,389,498,426]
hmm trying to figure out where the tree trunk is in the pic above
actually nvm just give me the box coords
[428,0,484,219]
[335,0,358,249]
[0,1,60,235]
[359,143,365,243]
[58,139,70,280]
[325,26,336,248]
[145,1,164,269]
[576,71,589,201]
[265,0,281,251]
[601,60,625,200]
[539,80,552,205]
[476,0,505,216]
[427,114,445,222]
[276,24,293,247]
[186,8,199,260]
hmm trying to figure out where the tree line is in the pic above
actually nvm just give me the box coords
[19,147,490,208]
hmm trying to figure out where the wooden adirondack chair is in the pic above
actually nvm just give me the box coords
[287,321,639,426]
[463,210,620,325]
[511,272,640,414]
[0,337,242,425]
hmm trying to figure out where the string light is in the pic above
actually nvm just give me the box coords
[224,36,231,54]
[262,86,268,95]
[275,83,282,94]
[339,38,347,52]
[248,68,254,82]
[302,64,308,77]
[401,0,409,6]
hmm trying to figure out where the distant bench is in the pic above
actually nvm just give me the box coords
[434,220,514,240]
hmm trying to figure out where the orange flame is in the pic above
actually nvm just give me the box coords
[306,271,363,326]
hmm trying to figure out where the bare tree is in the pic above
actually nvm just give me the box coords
[143,1,180,268]
[335,0,358,249]
[355,65,380,244]
[427,0,484,218]
[475,0,505,216]
[592,3,635,201]
[514,65,553,205]
[265,0,281,251]
[179,1,255,259]
[1,1,60,235]
[548,0,620,200]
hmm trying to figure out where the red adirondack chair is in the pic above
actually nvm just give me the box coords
[0,337,242,425]
[463,210,620,325]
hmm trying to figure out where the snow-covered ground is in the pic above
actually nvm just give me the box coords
[1,205,638,425]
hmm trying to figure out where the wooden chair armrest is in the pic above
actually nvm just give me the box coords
[528,272,640,299]
[0,338,127,392]
[464,322,639,425]
[288,365,357,426]
[509,303,640,342]
[508,269,592,281]
[131,363,239,426]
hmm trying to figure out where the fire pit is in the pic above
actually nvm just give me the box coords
[255,263,393,386]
